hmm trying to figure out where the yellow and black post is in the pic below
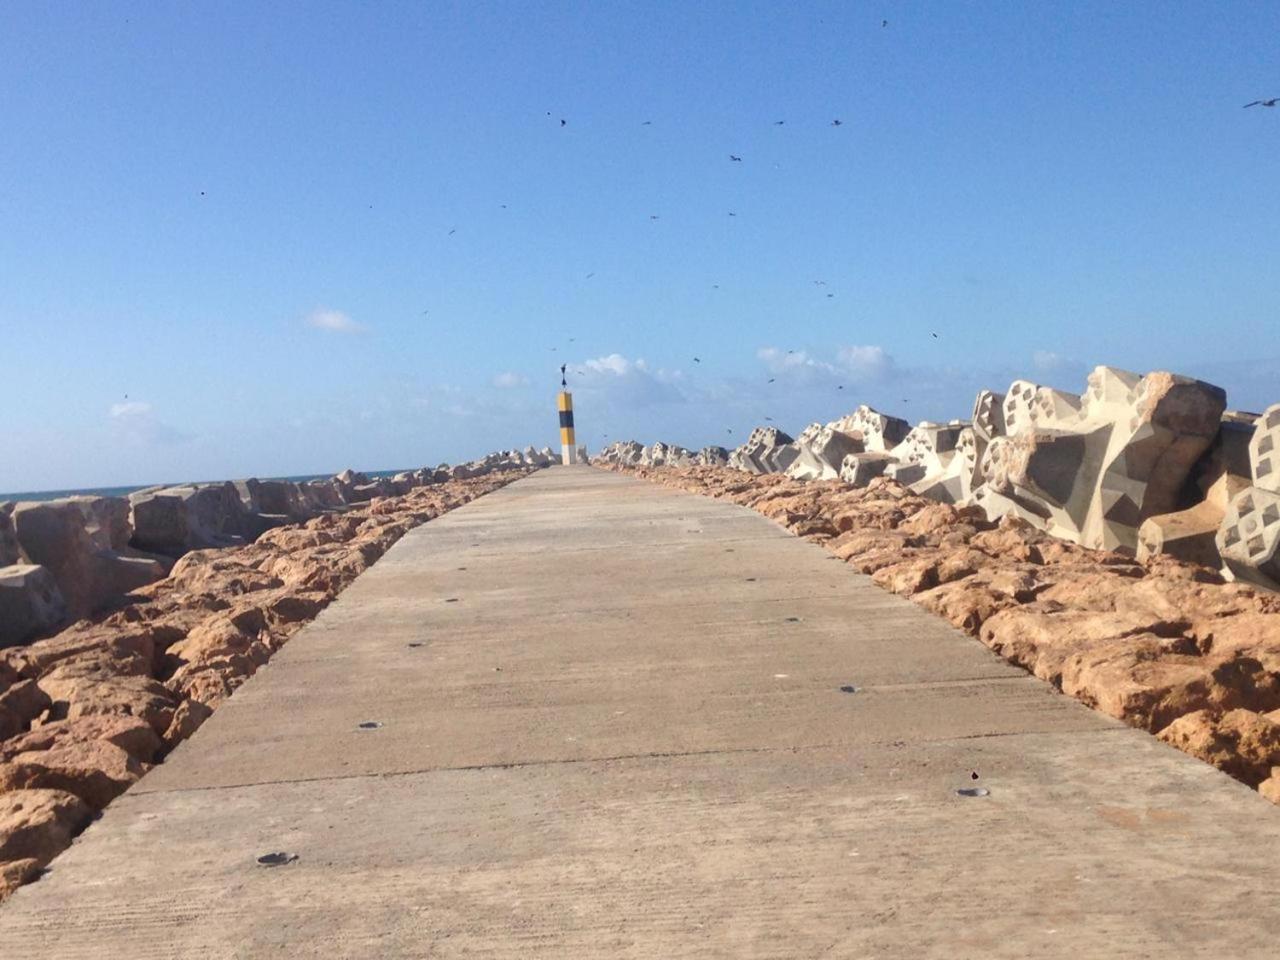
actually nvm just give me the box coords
[557,390,578,464]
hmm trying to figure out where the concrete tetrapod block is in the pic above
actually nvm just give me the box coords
[839,452,895,488]
[1084,371,1227,553]
[971,389,1007,444]
[1217,486,1280,590]
[787,422,864,481]
[1250,404,1280,493]
[829,405,910,452]
[730,427,796,475]
[0,564,68,648]
[0,509,24,567]
[696,446,729,467]
[1001,378,1084,437]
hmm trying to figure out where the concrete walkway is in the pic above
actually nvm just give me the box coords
[2,465,1279,958]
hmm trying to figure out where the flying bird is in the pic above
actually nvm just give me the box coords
[826,293,834,298]
[585,272,595,279]
[767,378,775,384]
[448,228,456,236]
[882,19,889,27]
[649,214,660,220]
[560,119,567,126]
[773,120,785,125]
[1244,98,1279,108]
[641,120,652,125]
[813,280,826,286]
[837,385,845,390]
[931,332,939,339]
[831,119,843,126]
[693,357,701,363]
[730,155,742,162]
[764,416,774,422]
[728,211,737,216]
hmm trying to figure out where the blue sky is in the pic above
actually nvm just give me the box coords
[1,1,1277,492]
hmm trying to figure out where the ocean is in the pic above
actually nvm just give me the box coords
[0,468,417,504]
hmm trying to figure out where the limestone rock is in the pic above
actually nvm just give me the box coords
[0,565,68,648]
[1157,708,1280,786]
[0,789,93,868]
[0,739,149,808]
[0,680,52,741]
[1,714,162,765]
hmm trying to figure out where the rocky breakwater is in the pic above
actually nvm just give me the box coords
[596,363,1280,806]
[0,449,547,900]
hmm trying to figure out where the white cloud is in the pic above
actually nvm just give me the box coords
[305,308,362,333]
[492,371,530,389]
[106,400,189,447]
[109,400,152,418]
[836,345,894,379]
[757,344,894,382]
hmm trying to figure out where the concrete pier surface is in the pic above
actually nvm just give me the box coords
[2,465,1278,958]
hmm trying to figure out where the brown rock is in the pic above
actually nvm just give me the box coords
[0,680,52,740]
[1260,768,1280,804]
[0,739,148,807]
[1,857,43,901]
[0,789,93,864]
[1157,709,1280,786]
[37,670,179,737]
[162,698,213,750]
[1,714,162,764]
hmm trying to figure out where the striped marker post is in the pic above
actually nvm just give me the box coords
[558,391,578,465]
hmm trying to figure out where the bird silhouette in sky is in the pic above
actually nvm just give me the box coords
[837,385,845,390]
[730,155,742,162]
[693,357,701,363]
[649,214,660,220]
[773,120,785,125]
[728,211,737,216]
[931,332,939,338]
[448,228,456,236]
[882,19,889,27]
[713,284,720,289]
[585,272,595,279]
[765,416,774,422]
[768,378,775,383]
[831,119,844,126]
[560,119,567,126]
[1244,98,1279,108]
[826,293,834,298]
[500,204,507,209]
[813,280,826,285]
[641,120,652,125]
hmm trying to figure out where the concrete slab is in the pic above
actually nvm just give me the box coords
[2,465,1278,958]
